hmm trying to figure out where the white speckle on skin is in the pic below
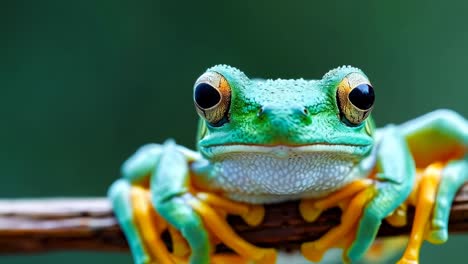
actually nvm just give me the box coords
[211,151,360,203]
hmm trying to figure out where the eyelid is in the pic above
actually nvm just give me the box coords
[346,72,370,88]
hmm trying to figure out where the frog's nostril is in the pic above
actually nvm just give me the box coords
[257,106,265,117]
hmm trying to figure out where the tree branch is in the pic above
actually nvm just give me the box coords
[1,183,467,254]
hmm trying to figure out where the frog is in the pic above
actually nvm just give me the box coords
[108,64,468,264]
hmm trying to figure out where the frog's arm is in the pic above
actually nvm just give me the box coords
[120,144,162,182]
[121,143,201,183]
[108,180,151,264]
[399,109,468,243]
[399,109,468,167]
[110,140,274,264]
[152,141,275,263]
[300,125,416,263]
[352,109,468,263]
[151,140,211,264]
[108,144,165,264]
[346,125,416,261]
[109,141,211,264]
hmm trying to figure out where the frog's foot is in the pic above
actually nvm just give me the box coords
[130,185,176,264]
[188,192,277,264]
[136,140,276,264]
[396,163,443,264]
[299,179,375,263]
[195,192,265,226]
[397,160,468,264]
[109,180,155,264]
[130,185,275,264]
[427,159,468,244]
[110,179,187,264]
[299,179,373,222]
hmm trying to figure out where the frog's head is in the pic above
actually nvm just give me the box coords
[194,65,375,162]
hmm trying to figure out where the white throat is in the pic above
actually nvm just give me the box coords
[209,148,363,203]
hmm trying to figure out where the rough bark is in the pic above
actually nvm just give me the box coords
[0,183,467,254]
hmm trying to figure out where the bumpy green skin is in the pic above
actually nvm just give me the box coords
[198,65,373,150]
[108,65,468,264]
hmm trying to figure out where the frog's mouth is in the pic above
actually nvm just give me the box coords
[200,144,372,160]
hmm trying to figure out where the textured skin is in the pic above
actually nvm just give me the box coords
[210,151,357,203]
[108,65,468,264]
[193,65,376,203]
[197,65,374,151]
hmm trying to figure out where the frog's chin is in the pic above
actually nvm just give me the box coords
[200,144,372,160]
[203,144,377,203]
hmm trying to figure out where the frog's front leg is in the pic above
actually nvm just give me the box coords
[428,159,468,242]
[154,140,275,264]
[347,125,418,261]
[111,140,276,264]
[395,110,468,263]
[393,158,464,264]
[109,179,163,264]
[109,143,178,264]
[300,125,416,263]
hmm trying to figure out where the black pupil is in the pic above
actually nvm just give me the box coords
[348,84,375,110]
[194,83,221,109]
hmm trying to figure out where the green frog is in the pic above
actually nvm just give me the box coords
[108,65,468,264]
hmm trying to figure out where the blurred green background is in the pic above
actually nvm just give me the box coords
[1,0,467,263]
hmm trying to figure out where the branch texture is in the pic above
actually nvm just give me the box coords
[0,183,467,254]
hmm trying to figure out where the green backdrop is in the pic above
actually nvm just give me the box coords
[1,0,467,263]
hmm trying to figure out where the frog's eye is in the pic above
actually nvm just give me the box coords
[336,73,375,126]
[193,71,231,126]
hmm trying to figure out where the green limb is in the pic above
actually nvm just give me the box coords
[400,109,468,144]
[429,158,468,243]
[108,179,150,264]
[398,109,468,243]
[121,143,201,183]
[121,144,162,182]
[347,125,416,262]
[151,140,210,264]
[400,109,468,167]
